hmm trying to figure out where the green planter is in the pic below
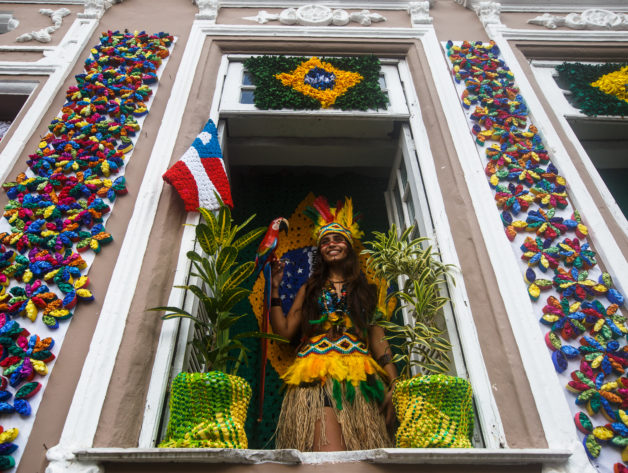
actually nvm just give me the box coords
[393,374,474,448]
[159,371,252,449]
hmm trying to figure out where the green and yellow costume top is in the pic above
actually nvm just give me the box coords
[280,283,388,409]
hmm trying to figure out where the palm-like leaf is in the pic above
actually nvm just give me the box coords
[363,224,455,379]
[150,201,283,375]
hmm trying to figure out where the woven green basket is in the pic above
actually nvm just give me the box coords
[159,371,252,449]
[393,374,474,448]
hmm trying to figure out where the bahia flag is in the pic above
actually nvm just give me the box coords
[162,119,233,211]
[555,62,628,117]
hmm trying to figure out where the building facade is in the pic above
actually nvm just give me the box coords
[0,1,626,472]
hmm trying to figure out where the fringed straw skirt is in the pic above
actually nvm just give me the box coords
[276,378,392,451]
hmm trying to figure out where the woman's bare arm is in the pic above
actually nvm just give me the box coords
[269,260,304,340]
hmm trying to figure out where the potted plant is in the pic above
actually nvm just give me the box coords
[363,224,475,448]
[155,200,284,449]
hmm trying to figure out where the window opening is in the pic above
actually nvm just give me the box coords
[0,80,37,143]
[155,57,486,450]
[531,61,628,221]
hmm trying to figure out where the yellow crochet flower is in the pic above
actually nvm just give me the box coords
[275,57,363,108]
[590,66,628,103]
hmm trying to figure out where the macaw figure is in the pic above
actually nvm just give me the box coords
[253,217,289,422]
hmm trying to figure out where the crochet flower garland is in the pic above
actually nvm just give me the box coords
[0,30,172,470]
[555,62,628,117]
[447,41,626,470]
[243,55,388,111]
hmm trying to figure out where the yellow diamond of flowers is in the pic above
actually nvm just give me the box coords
[590,66,628,104]
[275,57,363,108]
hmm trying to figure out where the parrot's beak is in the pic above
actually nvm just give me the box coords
[279,218,289,234]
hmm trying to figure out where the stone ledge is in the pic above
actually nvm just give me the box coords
[76,447,571,465]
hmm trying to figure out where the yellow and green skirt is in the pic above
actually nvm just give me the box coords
[276,333,392,451]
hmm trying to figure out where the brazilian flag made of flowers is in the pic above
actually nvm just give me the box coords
[556,62,628,117]
[243,55,388,111]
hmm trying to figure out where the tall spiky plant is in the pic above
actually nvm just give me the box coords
[363,224,456,378]
[152,199,285,374]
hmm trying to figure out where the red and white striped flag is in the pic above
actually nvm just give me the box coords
[162,119,232,211]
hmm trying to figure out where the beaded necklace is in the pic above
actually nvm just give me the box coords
[310,282,349,336]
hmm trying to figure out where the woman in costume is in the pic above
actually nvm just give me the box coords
[270,196,397,451]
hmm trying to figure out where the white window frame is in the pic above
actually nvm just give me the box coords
[220,56,409,118]
[530,60,628,234]
[139,52,505,452]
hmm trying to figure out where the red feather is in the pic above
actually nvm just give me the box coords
[312,196,333,223]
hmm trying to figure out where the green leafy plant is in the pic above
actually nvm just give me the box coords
[363,224,456,378]
[152,201,285,374]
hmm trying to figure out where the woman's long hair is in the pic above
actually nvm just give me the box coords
[301,241,377,340]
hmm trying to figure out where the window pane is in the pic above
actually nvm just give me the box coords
[400,164,407,187]
[240,89,255,104]
[393,185,404,225]
[378,75,387,90]
[242,71,255,86]
[406,194,415,222]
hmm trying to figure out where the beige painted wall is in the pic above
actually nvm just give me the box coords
[0,3,83,46]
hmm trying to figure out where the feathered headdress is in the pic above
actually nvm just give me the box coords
[303,195,364,246]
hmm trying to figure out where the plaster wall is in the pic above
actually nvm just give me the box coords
[0,3,83,47]
[431,0,489,42]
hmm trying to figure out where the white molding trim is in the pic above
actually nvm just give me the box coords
[529,63,628,238]
[500,26,628,42]
[426,33,591,471]
[0,17,98,191]
[75,447,572,465]
[138,47,230,448]
[197,22,432,38]
[412,34,508,450]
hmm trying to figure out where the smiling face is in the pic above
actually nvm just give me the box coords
[319,232,350,263]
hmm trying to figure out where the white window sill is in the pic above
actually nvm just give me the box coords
[75,447,571,466]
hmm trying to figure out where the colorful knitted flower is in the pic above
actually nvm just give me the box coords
[529,179,569,210]
[525,268,553,301]
[540,296,586,340]
[0,426,18,470]
[566,360,623,418]
[579,336,628,376]
[557,238,596,269]
[580,299,627,342]
[520,236,560,272]
[553,267,609,301]
[525,208,573,241]
[543,330,580,373]
[494,183,535,215]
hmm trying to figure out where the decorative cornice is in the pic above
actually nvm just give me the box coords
[473,1,502,28]
[408,1,432,26]
[528,9,628,30]
[195,0,219,21]
[78,0,123,20]
[242,4,386,26]
[0,12,19,34]
[15,8,70,43]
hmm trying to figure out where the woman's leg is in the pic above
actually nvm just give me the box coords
[313,407,346,451]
